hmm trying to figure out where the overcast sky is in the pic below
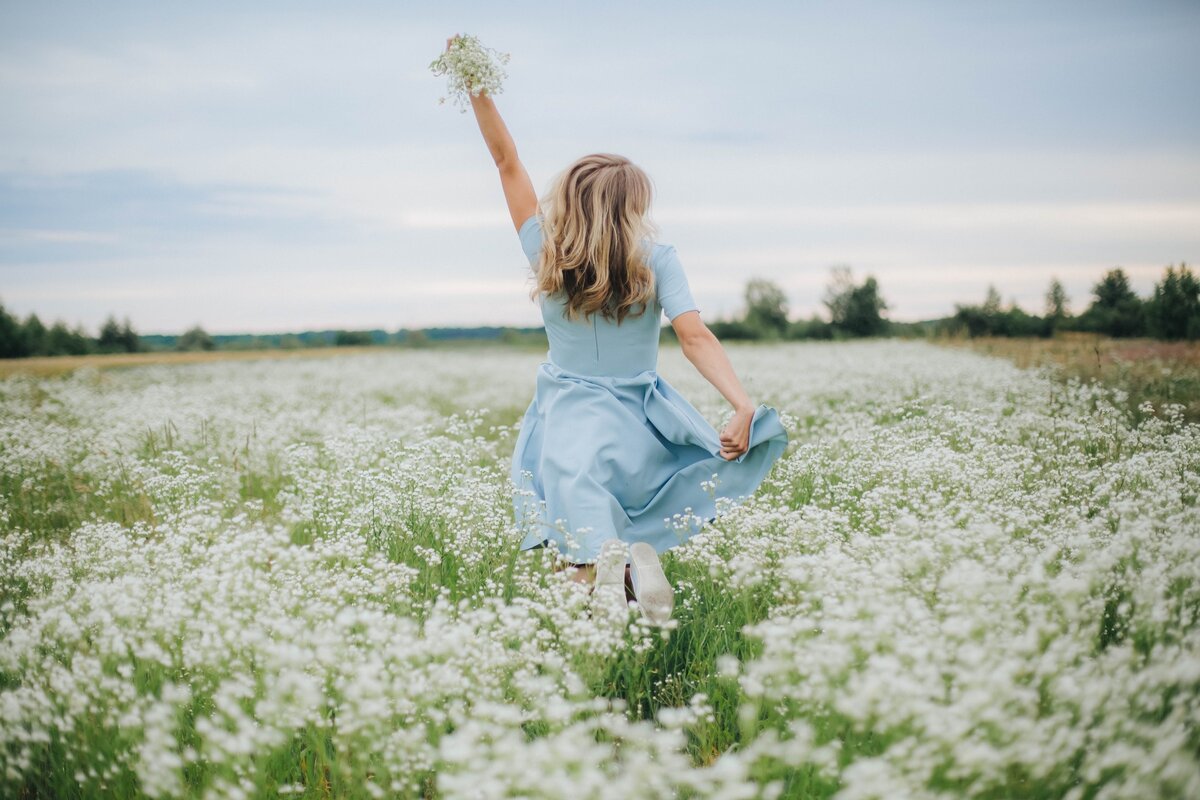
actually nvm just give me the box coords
[2,0,1198,334]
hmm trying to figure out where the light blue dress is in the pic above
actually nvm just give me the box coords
[510,213,789,564]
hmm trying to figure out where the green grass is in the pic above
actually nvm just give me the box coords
[940,332,1200,423]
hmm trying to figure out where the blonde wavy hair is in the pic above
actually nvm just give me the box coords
[527,153,660,324]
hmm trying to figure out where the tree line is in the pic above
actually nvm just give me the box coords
[0,310,144,358]
[945,266,1196,340]
[706,262,1197,341]
[1,261,1195,359]
[0,302,547,359]
[707,265,891,341]
[0,305,271,359]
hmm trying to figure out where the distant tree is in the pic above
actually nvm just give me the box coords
[1045,278,1069,318]
[1001,303,1045,337]
[786,314,833,340]
[950,285,1046,338]
[1095,270,1136,308]
[97,314,141,353]
[0,302,29,358]
[97,315,124,353]
[982,285,1003,317]
[177,325,216,351]
[335,330,373,347]
[823,265,855,328]
[1044,277,1069,335]
[1146,263,1200,340]
[23,314,48,356]
[951,285,1009,337]
[118,317,141,353]
[47,321,91,356]
[845,276,889,336]
[823,266,888,337]
[950,303,989,337]
[707,318,760,340]
[73,324,93,352]
[742,278,790,339]
[1076,269,1145,337]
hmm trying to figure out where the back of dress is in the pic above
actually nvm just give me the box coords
[510,210,788,566]
[518,213,699,378]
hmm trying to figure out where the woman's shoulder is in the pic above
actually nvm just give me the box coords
[643,240,676,266]
[648,239,696,318]
[647,242,685,283]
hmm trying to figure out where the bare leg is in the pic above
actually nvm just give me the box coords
[562,563,596,584]
[561,556,638,599]
[559,562,633,598]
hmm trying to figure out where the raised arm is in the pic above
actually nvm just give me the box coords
[671,311,756,461]
[469,91,538,233]
[450,35,538,233]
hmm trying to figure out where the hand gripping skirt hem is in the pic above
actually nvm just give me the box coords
[510,360,789,564]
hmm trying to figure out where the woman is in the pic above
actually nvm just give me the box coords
[460,44,789,624]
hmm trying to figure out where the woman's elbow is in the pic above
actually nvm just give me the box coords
[676,321,710,350]
[495,151,522,172]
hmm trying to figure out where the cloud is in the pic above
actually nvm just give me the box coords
[0,229,122,245]
[1,2,1198,331]
[658,202,1200,234]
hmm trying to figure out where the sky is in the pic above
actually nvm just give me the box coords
[2,0,1198,334]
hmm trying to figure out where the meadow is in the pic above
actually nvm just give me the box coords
[1,340,1196,799]
[949,333,1200,425]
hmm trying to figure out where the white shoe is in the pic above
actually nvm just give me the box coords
[592,539,630,618]
[629,542,674,625]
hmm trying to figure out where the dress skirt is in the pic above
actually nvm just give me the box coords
[510,360,789,564]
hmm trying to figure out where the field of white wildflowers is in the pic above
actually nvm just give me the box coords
[1,340,1197,799]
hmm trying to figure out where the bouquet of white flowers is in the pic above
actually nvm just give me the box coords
[429,34,512,113]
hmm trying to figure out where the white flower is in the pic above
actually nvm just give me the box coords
[429,34,512,113]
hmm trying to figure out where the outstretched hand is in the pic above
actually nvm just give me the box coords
[719,407,753,460]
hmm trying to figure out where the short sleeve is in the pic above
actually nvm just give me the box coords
[518,214,542,264]
[655,244,700,321]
